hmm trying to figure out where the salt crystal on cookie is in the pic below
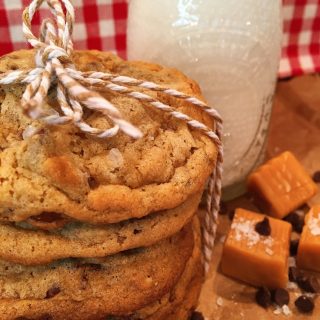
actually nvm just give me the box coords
[221,208,291,288]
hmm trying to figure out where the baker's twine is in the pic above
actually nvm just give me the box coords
[0,0,223,273]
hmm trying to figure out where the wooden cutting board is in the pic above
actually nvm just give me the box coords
[198,75,320,319]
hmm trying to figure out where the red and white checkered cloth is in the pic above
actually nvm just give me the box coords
[0,0,128,58]
[280,0,320,78]
[0,0,319,78]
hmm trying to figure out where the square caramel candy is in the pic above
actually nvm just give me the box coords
[297,205,320,272]
[247,151,318,219]
[221,208,292,288]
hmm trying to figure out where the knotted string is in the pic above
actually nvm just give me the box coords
[0,0,223,273]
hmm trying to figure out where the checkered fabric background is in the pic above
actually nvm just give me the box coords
[0,0,319,78]
[0,0,128,58]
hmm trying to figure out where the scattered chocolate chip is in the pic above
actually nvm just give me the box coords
[284,212,304,233]
[31,212,63,223]
[255,287,272,308]
[228,209,235,221]
[290,239,300,256]
[45,286,61,299]
[14,317,29,320]
[312,171,320,183]
[88,176,99,189]
[289,267,301,283]
[255,217,271,236]
[272,288,289,307]
[297,275,320,293]
[133,228,142,234]
[219,201,228,215]
[296,276,311,292]
[295,295,314,313]
[190,311,204,320]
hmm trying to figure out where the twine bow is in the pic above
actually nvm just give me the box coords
[0,0,223,273]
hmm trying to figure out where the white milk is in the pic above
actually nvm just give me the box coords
[127,0,282,198]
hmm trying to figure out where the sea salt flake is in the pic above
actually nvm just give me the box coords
[216,297,224,307]
[265,247,274,255]
[286,281,298,290]
[273,305,292,316]
[231,217,275,253]
[288,256,296,267]
[273,306,282,315]
[231,218,260,247]
[263,237,274,246]
[308,214,320,236]
[108,148,124,167]
[282,304,292,316]
[295,209,305,217]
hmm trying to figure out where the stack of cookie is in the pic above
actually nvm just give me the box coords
[0,50,217,319]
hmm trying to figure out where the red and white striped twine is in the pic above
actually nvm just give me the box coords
[0,0,223,273]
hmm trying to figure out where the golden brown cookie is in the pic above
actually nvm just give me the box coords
[0,220,196,320]
[0,193,201,265]
[143,215,203,320]
[0,50,216,224]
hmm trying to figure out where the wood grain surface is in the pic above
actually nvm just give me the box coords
[198,75,320,319]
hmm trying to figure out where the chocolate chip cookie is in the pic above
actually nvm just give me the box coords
[0,50,216,224]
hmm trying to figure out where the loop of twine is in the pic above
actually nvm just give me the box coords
[0,0,223,273]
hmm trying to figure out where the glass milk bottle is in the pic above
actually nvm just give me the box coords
[127,0,282,199]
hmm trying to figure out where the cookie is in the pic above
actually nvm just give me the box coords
[0,193,201,265]
[0,50,217,224]
[0,219,196,320]
[102,214,203,320]
[140,215,203,320]
[159,272,204,320]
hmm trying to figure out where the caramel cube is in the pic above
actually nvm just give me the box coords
[247,151,317,219]
[297,206,320,272]
[221,208,291,288]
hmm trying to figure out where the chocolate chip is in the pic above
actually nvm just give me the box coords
[255,287,272,308]
[289,267,301,283]
[255,217,271,236]
[88,176,99,189]
[290,239,300,256]
[190,311,204,320]
[295,295,314,313]
[284,212,304,233]
[45,286,60,299]
[297,275,320,293]
[312,171,320,183]
[133,228,142,234]
[31,212,63,223]
[294,219,304,233]
[219,201,228,215]
[272,288,289,307]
